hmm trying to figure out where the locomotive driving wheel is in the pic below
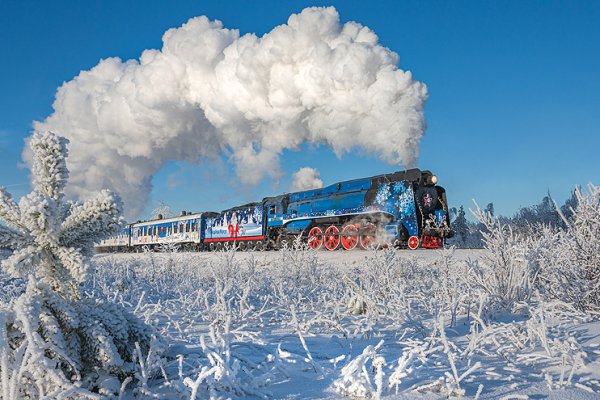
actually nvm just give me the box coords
[408,235,420,250]
[359,223,377,250]
[307,226,324,250]
[324,225,341,251]
[341,224,359,250]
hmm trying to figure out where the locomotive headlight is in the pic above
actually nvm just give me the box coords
[429,175,438,185]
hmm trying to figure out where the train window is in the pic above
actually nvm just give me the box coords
[173,224,178,233]
[186,222,190,232]
[269,205,276,214]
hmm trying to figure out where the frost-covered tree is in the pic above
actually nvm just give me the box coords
[485,202,494,217]
[451,206,468,245]
[0,131,155,398]
[150,200,175,220]
[559,187,579,223]
[1,132,123,298]
[536,184,600,312]
[502,192,564,234]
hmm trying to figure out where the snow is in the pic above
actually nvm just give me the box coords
[63,247,597,399]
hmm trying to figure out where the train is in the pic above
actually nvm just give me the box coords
[96,168,453,252]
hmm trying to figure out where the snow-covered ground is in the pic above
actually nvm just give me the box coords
[72,247,599,399]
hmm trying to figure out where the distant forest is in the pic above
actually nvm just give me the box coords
[448,188,580,248]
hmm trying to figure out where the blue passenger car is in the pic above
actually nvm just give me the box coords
[204,203,264,250]
[130,211,218,250]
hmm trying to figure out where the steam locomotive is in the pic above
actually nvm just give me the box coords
[96,169,453,252]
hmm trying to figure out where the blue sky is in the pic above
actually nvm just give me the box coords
[1,0,598,220]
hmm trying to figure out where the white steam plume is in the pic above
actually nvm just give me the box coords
[32,6,427,218]
[290,167,324,192]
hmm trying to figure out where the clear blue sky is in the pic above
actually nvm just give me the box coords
[1,0,598,219]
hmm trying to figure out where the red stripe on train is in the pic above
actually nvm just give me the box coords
[204,236,265,243]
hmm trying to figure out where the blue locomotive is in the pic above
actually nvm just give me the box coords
[96,168,452,252]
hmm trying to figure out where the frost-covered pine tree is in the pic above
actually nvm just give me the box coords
[0,131,154,398]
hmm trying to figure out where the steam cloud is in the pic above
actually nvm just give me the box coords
[290,167,324,192]
[32,7,427,218]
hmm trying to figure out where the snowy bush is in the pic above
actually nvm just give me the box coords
[552,184,600,312]
[0,131,156,398]
[468,204,531,313]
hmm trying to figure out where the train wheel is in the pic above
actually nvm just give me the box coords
[408,236,420,250]
[324,225,341,251]
[238,241,247,251]
[307,226,323,250]
[341,224,359,250]
[359,223,377,250]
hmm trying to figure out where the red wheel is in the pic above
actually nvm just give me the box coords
[307,227,323,250]
[408,236,420,250]
[324,225,341,251]
[359,223,377,250]
[341,224,359,250]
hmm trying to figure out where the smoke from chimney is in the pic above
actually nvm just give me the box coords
[31,7,427,218]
